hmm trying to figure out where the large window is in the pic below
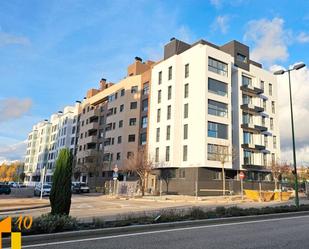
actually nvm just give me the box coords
[208,99,228,117]
[141,116,148,128]
[242,75,252,86]
[243,132,253,144]
[155,148,159,162]
[207,144,228,161]
[208,57,228,76]
[140,133,146,145]
[208,122,228,139]
[242,94,252,105]
[243,113,253,124]
[142,99,148,111]
[244,150,253,165]
[130,102,137,109]
[208,78,228,96]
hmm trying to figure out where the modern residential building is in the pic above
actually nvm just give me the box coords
[74,58,154,186]
[148,38,280,195]
[24,104,80,186]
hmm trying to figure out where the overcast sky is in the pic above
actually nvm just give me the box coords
[0,0,309,165]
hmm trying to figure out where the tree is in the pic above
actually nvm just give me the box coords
[124,146,153,196]
[269,160,291,190]
[49,148,73,215]
[210,145,237,196]
[160,169,172,194]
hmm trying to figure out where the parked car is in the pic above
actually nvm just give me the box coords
[34,183,52,196]
[0,184,11,195]
[8,181,21,188]
[72,182,90,194]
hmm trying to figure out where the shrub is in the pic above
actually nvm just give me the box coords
[188,207,208,219]
[50,148,73,215]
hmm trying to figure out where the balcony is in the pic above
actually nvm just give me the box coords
[240,84,264,95]
[84,135,97,145]
[242,163,267,170]
[241,103,264,113]
[241,123,267,133]
[242,143,266,151]
[87,122,99,132]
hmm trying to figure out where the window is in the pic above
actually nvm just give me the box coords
[70,137,75,145]
[263,100,267,110]
[208,57,228,76]
[208,78,228,96]
[167,105,171,120]
[72,126,76,134]
[143,82,149,95]
[116,153,121,160]
[131,86,138,94]
[166,125,171,140]
[168,66,172,80]
[184,104,188,118]
[114,107,117,114]
[142,99,148,111]
[244,150,253,165]
[129,118,136,126]
[260,81,264,90]
[270,118,274,130]
[157,109,161,122]
[263,153,267,166]
[166,146,170,161]
[264,135,268,147]
[207,144,228,161]
[208,99,228,117]
[243,132,253,144]
[185,64,189,78]
[168,86,172,100]
[127,152,134,159]
[242,94,252,105]
[184,83,189,98]
[272,101,275,113]
[128,134,135,142]
[156,128,160,142]
[120,104,124,112]
[140,133,147,145]
[158,71,162,85]
[269,83,272,96]
[243,113,253,124]
[272,153,275,164]
[119,120,123,128]
[184,124,188,140]
[242,75,252,86]
[158,90,161,104]
[117,136,122,144]
[121,89,125,96]
[155,148,159,162]
[273,136,277,149]
[237,53,247,63]
[183,145,188,161]
[130,102,137,109]
[208,122,228,139]
[262,116,266,126]
[141,116,148,128]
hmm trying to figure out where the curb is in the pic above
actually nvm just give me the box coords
[4,210,309,246]
[0,204,50,214]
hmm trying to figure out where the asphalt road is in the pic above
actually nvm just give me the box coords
[14,214,309,249]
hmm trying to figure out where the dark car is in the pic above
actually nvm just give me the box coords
[72,182,90,194]
[0,184,11,195]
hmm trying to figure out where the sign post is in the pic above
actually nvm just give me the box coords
[113,165,118,195]
[239,171,245,201]
[40,167,46,200]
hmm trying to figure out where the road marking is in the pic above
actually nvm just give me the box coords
[4,214,309,249]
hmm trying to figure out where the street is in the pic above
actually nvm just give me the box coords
[10,214,309,249]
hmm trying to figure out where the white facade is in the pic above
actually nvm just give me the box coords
[148,39,280,178]
[24,104,79,185]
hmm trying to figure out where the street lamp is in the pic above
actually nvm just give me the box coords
[274,62,306,208]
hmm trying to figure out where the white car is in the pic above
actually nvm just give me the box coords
[34,183,52,196]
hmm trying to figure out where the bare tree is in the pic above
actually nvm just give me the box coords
[124,146,153,196]
[269,160,291,190]
[160,168,172,194]
[211,145,237,196]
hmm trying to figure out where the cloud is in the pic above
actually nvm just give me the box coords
[212,15,230,34]
[0,31,30,47]
[244,18,290,66]
[0,140,27,163]
[296,32,309,43]
[210,0,221,8]
[271,64,309,165]
[0,98,32,123]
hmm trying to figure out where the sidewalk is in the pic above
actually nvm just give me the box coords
[0,198,49,212]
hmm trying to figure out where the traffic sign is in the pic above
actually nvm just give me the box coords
[239,171,245,180]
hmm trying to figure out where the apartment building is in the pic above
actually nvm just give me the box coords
[148,38,280,195]
[74,58,153,186]
[24,104,79,186]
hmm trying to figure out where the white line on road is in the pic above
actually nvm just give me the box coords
[6,214,309,249]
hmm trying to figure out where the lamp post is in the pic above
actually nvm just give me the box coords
[274,62,306,208]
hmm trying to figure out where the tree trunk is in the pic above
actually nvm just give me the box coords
[222,163,225,196]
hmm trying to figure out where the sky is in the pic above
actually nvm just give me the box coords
[0,0,309,165]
